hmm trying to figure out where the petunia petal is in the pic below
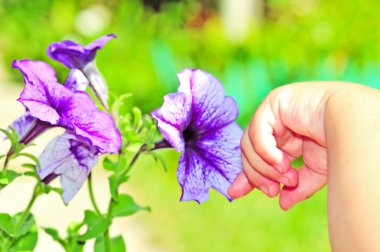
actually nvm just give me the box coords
[151,93,191,152]
[177,123,243,203]
[14,60,73,124]
[177,69,239,133]
[82,61,109,108]
[64,69,89,91]
[60,92,121,153]
[47,34,116,69]
[177,150,209,203]
[38,133,98,204]
[195,122,243,199]
[85,34,117,51]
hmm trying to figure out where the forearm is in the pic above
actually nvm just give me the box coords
[325,84,380,251]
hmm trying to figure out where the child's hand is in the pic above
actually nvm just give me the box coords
[228,83,338,210]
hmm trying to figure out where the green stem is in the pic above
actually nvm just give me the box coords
[2,147,15,174]
[3,155,10,174]
[103,145,147,252]
[104,229,111,252]
[120,146,144,178]
[102,139,170,251]
[15,183,39,231]
[88,173,102,216]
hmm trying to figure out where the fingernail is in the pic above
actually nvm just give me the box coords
[279,176,290,186]
[259,186,269,196]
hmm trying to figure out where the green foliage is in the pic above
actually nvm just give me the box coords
[0,170,21,189]
[79,211,112,241]
[0,127,41,190]
[110,194,150,218]
[0,213,38,251]
[94,235,126,252]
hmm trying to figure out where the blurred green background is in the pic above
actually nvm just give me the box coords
[1,0,380,251]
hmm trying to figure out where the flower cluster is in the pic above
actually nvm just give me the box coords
[7,35,121,203]
[5,34,243,205]
[0,33,245,252]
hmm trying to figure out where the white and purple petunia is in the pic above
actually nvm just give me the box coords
[47,34,116,108]
[13,59,121,154]
[151,69,243,203]
[10,59,121,203]
[38,133,99,204]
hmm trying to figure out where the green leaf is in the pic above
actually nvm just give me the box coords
[125,143,142,152]
[9,223,38,252]
[0,213,36,239]
[78,211,111,241]
[108,175,119,201]
[23,171,37,178]
[21,163,37,170]
[103,157,117,172]
[43,227,67,249]
[132,107,142,129]
[94,235,126,252]
[51,187,63,195]
[0,128,15,146]
[110,194,150,218]
[0,213,15,237]
[112,93,133,116]
[8,127,20,143]
[0,170,21,189]
[13,213,36,238]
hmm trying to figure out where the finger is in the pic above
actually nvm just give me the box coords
[242,154,280,198]
[247,102,291,173]
[276,129,303,160]
[279,164,327,210]
[241,134,299,187]
[228,172,254,199]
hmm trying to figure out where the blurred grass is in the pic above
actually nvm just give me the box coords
[1,0,380,251]
[127,151,328,252]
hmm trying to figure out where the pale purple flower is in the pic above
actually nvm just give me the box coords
[13,59,121,153]
[0,113,36,141]
[47,34,116,108]
[151,69,243,203]
[38,133,98,204]
[47,34,116,69]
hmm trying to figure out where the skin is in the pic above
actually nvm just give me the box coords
[228,82,380,251]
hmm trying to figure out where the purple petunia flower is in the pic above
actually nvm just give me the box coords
[38,133,99,204]
[47,34,116,69]
[47,34,116,108]
[13,59,121,154]
[0,112,36,141]
[151,69,243,203]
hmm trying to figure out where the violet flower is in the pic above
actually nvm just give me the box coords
[151,69,243,203]
[13,59,121,154]
[0,112,36,141]
[38,133,99,204]
[2,69,88,142]
[47,34,116,108]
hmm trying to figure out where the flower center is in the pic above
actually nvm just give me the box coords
[183,128,198,142]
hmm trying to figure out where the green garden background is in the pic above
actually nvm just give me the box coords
[1,0,380,251]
